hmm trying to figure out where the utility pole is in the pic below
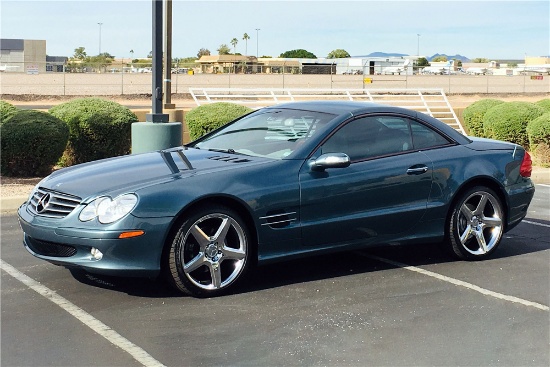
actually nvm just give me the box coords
[98,22,103,55]
[132,0,182,154]
[163,0,175,109]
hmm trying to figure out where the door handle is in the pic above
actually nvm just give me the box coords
[407,165,429,175]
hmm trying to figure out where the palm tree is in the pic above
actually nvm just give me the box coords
[230,38,238,54]
[242,33,250,56]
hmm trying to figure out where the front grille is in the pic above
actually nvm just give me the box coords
[26,236,77,257]
[28,188,81,219]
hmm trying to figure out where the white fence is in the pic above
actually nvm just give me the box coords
[189,87,465,134]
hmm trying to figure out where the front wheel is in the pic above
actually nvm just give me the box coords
[448,186,504,260]
[167,205,252,297]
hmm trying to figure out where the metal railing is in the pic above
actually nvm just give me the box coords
[189,87,465,134]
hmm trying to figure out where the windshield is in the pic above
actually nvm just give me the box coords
[192,108,336,159]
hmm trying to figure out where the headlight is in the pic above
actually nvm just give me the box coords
[79,194,138,224]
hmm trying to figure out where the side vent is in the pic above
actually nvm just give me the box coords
[209,155,251,163]
[260,211,297,229]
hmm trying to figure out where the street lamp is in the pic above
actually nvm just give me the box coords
[417,33,420,56]
[98,22,103,55]
[255,28,260,58]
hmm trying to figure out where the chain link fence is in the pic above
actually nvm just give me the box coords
[1,61,548,96]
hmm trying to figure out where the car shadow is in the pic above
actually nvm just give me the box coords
[69,269,182,298]
[68,219,549,298]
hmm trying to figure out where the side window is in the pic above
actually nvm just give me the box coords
[320,116,413,161]
[410,120,451,149]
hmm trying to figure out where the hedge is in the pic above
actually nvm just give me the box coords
[483,101,545,149]
[1,110,69,176]
[0,100,18,124]
[462,99,504,137]
[535,99,550,112]
[527,112,550,167]
[186,102,253,140]
[49,98,138,166]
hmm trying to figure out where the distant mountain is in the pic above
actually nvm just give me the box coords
[428,54,470,62]
[351,52,471,62]
[352,52,409,58]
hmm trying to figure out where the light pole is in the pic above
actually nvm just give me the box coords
[98,22,103,55]
[255,28,260,58]
[417,34,420,56]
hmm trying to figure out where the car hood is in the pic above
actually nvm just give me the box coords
[39,148,268,200]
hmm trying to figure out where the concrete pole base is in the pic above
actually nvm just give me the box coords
[131,121,183,154]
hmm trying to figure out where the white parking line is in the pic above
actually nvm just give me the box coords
[537,184,550,188]
[523,220,550,228]
[0,259,166,367]
[360,254,550,312]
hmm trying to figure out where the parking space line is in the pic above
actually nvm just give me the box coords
[523,220,550,228]
[360,254,550,312]
[0,259,166,367]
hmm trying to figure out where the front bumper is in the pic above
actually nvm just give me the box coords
[18,203,174,277]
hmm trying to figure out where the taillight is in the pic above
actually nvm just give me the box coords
[520,151,532,178]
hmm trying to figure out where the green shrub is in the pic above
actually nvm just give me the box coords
[483,101,545,149]
[186,102,253,140]
[462,99,504,137]
[49,98,138,166]
[527,112,550,167]
[1,110,69,176]
[535,98,550,112]
[0,100,18,124]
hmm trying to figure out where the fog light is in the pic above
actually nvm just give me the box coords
[90,247,103,260]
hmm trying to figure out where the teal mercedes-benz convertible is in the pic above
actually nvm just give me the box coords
[18,101,535,297]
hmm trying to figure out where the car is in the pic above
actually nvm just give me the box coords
[18,101,535,297]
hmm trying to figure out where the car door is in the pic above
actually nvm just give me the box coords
[299,115,434,248]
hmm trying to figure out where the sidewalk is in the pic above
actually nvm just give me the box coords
[2,167,549,213]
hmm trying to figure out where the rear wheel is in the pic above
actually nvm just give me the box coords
[167,205,251,297]
[448,186,504,260]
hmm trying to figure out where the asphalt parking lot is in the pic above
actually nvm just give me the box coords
[1,185,549,367]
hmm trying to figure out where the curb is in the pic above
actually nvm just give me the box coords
[1,196,27,213]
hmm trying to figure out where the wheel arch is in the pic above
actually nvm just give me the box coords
[160,195,259,274]
[446,176,509,232]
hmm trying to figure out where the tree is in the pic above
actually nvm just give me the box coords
[327,49,350,59]
[432,56,448,62]
[217,44,231,55]
[472,58,490,63]
[279,49,317,58]
[242,33,250,55]
[197,48,211,58]
[416,57,429,67]
[73,47,87,60]
[230,38,238,54]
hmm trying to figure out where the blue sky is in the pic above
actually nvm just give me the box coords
[1,0,548,60]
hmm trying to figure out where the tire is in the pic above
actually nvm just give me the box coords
[448,186,504,260]
[167,204,251,297]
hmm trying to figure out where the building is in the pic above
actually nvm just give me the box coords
[195,55,415,75]
[0,38,46,73]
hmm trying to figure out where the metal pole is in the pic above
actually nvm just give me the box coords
[255,28,260,58]
[98,23,103,55]
[147,0,168,122]
[163,0,175,109]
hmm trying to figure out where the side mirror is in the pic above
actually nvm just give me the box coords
[308,153,350,171]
